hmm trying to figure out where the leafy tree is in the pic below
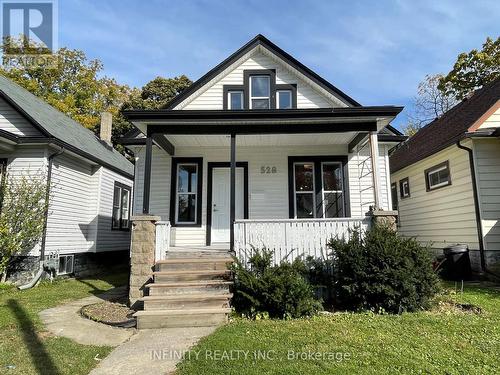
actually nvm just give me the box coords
[402,74,458,136]
[0,47,131,131]
[439,36,500,100]
[113,75,192,145]
[0,172,48,281]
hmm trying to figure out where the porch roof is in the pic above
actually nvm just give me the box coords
[123,106,403,135]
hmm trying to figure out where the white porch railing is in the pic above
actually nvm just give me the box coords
[155,221,171,262]
[234,217,371,265]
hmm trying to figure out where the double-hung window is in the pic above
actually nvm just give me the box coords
[176,163,198,224]
[321,162,344,218]
[228,91,243,110]
[277,90,292,109]
[250,75,270,109]
[112,182,131,230]
[425,161,451,191]
[294,163,315,218]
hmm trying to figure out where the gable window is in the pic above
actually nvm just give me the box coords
[228,91,243,110]
[112,182,131,230]
[170,158,203,226]
[250,75,270,109]
[425,161,451,191]
[277,90,292,109]
[399,177,410,199]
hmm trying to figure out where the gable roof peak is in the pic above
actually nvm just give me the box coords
[164,34,361,109]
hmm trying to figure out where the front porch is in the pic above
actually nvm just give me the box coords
[123,108,403,262]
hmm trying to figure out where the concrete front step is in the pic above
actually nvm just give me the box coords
[134,308,231,329]
[147,280,233,296]
[153,269,232,283]
[141,293,232,310]
[155,257,234,272]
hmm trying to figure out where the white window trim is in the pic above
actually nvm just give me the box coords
[293,162,316,219]
[227,91,243,110]
[277,90,292,109]
[427,165,450,190]
[249,75,270,109]
[58,254,74,275]
[321,162,344,218]
[175,163,198,225]
[112,184,131,230]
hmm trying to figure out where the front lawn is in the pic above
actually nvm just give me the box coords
[177,283,500,374]
[0,272,128,375]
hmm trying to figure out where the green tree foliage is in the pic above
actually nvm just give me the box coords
[0,173,48,278]
[0,47,131,131]
[328,225,440,313]
[113,76,192,145]
[439,36,500,100]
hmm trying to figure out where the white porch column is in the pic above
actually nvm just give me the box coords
[369,131,382,209]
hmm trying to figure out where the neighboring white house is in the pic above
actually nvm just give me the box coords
[390,78,500,273]
[0,75,134,282]
[122,35,405,263]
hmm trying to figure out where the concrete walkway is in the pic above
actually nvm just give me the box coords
[89,326,217,375]
[39,286,219,374]
[39,286,134,346]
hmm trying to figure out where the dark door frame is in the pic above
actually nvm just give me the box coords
[206,161,249,246]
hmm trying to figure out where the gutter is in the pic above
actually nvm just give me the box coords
[456,138,499,279]
[18,146,65,290]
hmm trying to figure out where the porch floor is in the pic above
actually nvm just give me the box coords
[167,245,232,259]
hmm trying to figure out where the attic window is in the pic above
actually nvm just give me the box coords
[228,91,243,110]
[250,76,270,109]
[277,90,292,109]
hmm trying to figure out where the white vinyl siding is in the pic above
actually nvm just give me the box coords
[0,97,42,136]
[95,168,132,252]
[180,51,341,110]
[391,143,479,254]
[45,154,96,255]
[132,143,391,247]
[473,138,500,252]
[478,105,500,129]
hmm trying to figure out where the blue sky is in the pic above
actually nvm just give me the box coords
[56,1,499,128]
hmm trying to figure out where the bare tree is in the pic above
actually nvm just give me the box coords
[402,74,458,136]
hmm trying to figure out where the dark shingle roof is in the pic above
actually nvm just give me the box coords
[390,78,500,173]
[0,75,133,177]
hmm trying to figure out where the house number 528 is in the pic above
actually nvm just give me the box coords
[261,166,277,174]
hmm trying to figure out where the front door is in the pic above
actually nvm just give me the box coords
[211,168,244,243]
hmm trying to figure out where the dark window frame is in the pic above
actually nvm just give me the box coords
[276,84,297,109]
[169,157,203,227]
[112,181,132,231]
[391,182,398,211]
[288,156,350,219]
[223,85,244,110]
[399,177,410,199]
[425,160,452,191]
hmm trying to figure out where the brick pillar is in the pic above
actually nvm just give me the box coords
[366,208,398,231]
[129,215,160,308]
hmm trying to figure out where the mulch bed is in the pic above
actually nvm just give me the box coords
[81,301,136,327]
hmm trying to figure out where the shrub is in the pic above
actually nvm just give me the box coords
[232,249,322,319]
[329,225,440,313]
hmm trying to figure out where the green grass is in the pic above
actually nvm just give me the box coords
[177,283,500,374]
[0,272,128,375]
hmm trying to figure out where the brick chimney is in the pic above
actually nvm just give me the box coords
[100,112,113,146]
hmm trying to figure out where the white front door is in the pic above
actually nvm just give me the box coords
[211,168,244,243]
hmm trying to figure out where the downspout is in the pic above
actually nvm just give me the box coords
[19,146,64,290]
[456,138,499,278]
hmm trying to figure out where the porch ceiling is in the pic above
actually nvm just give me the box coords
[165,132,357,147]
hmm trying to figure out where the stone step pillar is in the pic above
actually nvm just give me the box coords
[129,215,160,308]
